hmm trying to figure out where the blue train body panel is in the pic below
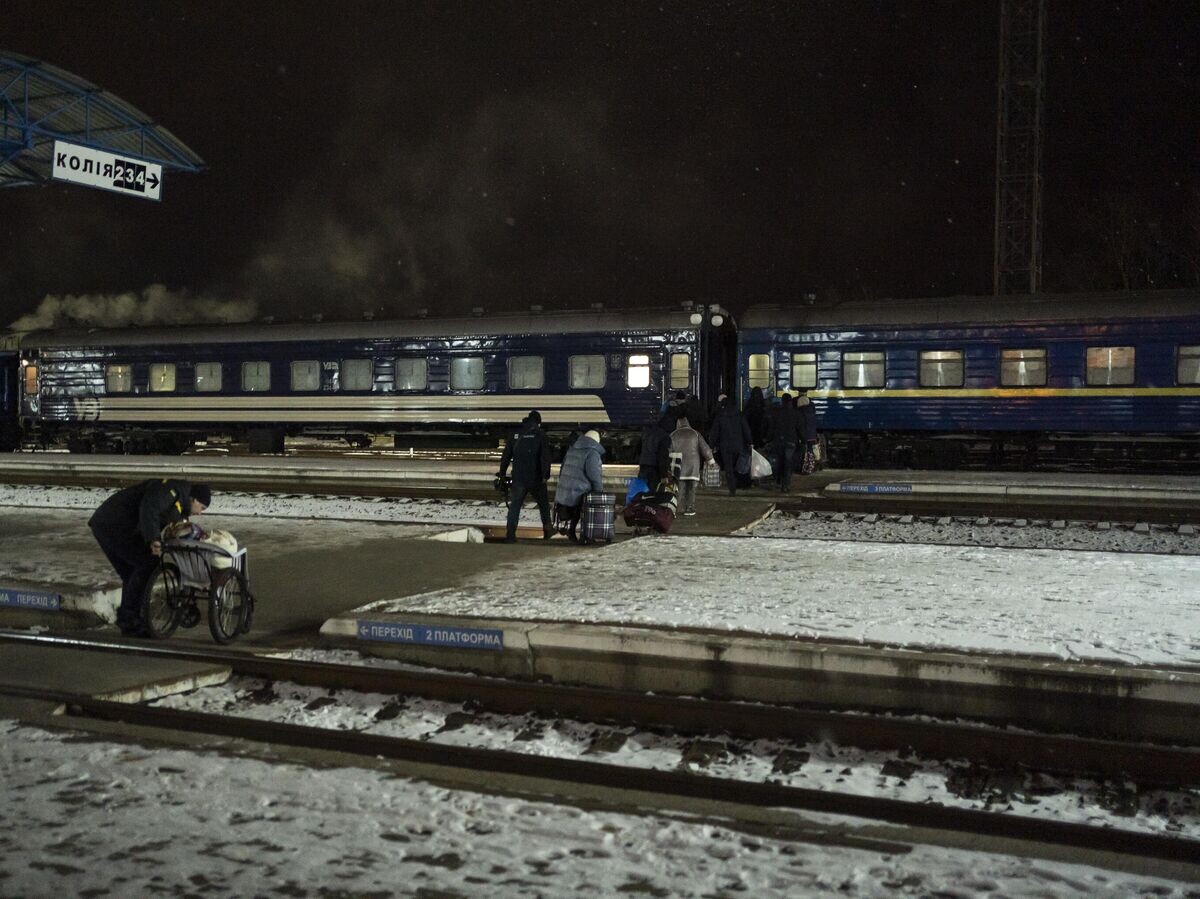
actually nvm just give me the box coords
[17,307,735,449]
[738,292,1200,437]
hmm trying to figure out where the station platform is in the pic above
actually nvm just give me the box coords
[2,452,1199,512]
[0,640,230,719]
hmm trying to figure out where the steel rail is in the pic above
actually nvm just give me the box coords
[3,681,1197,867]
[4,630,1198,787]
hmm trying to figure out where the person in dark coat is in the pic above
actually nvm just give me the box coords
[769,393,804,492]
[636,414,673,488]
[661,390,688,427]
[498,410,553,542]
[796,388,820,470]
[707,395,753,496]
[684,393,707,436]
[744,386,768,447]
[89,479,211,636]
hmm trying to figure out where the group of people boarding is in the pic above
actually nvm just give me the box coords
[498,387,820,542]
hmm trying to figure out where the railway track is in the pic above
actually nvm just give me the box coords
[3,631,1199,870]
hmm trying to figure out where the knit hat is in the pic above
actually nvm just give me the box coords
[583,429,601,443]
[191,483,212,508]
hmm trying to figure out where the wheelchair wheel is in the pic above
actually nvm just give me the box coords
[209,569,252,644]
[142,563,183,639]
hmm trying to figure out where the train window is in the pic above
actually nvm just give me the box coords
[105,364,132,393]
[149,363,176,392]
[395,358,427,390]
[790,352,817,389]
[508,356,544,390]
[1086,346,1135,386]
[241,361,270,392]
[627,354,651,388]
[291,360,321,391]
[340,359,373,391]
[1000,348,1046,387]
[194,362,222,392]
[669,353,691,390]
[450,357,485,391]
[23,364,37,396]
[918,350,964,388]
[842,351,884,388]
[568,355,606,388]
[1178,346,1200,385]
[747,354,771,390]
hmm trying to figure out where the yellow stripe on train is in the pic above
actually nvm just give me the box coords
[807,387,1200,399]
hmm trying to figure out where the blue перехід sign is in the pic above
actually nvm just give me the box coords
[0,587,62,611]
[356,620,504,651]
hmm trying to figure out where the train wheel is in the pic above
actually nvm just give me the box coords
[209,569,252,644]
[142,563,183,639]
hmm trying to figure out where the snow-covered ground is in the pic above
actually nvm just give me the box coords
[3,718,1196,897]
[364,535,1200,667]
[748,510,1200,554]
[0,483,539,527]
[152,672,1200,840]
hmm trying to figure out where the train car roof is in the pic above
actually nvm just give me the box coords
[14,306,720,349]
[740,290,1200,330]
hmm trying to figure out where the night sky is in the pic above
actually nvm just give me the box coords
[4,1,1199,328]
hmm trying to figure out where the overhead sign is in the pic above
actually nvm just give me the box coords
[51,139,162,201]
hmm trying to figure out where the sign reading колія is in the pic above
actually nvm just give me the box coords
[51,139,163,201]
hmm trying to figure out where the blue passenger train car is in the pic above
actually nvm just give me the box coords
[17,305,736,456]
[738,291,1200,467]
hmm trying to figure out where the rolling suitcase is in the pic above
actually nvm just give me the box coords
[579,492,616,544]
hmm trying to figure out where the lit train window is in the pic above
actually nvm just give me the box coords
[918,350,964,388]
[790,352,817,389]
[747,354,771,389]
[670,353,690,390]
[1000,348,1046,387]
[341,359,373,391]
[105,364,132,393]
[450,357,485,391]
[195,362,222,392]
[568,355,606,388]
[1086,346,1135,386]
[149,363,176,392]
[508,356,544,390]
[290,360,321,391]
[842,351,884,388]
[23,364,37,395]
[1178,346,1200,385]
[242,361,270,392]
[395,358,427,390]
[627,355,651,389]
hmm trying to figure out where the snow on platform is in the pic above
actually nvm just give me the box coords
[360,535,1200,668]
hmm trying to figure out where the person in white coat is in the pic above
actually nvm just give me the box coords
[669,416,714,516]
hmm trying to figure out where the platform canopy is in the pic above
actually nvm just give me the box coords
[0,50,204,189]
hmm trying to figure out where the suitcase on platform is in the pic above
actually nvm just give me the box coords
[623,499,676,534]
[580,492,615,544]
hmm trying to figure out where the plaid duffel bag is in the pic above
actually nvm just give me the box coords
[701,460,721,488]
[579,492,616,544]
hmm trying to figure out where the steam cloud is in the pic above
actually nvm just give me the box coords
[8,284,257,332]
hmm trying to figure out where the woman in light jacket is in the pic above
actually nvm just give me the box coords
[554,430,605,542]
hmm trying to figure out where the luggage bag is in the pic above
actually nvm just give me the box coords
[623,499,675,534]
[580,492,616,544]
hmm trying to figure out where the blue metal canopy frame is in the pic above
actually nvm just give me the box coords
[0,50,205,188]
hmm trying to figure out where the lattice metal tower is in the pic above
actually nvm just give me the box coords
[993,0,1046,294]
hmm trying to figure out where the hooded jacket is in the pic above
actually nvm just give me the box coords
[554,433,605,507]
[670,417,714,480]
[89,478,196,545]
[499,417,551,485]
[707,402,752,459]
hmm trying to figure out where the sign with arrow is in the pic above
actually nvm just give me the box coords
[51,139,163,201]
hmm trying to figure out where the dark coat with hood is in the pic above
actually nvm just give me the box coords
[797,394,818,443]
[89,478,196,545]
[707,401,752,460]
[769,396,804,446]
[499,416,552,486]
[637,416,673,481]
